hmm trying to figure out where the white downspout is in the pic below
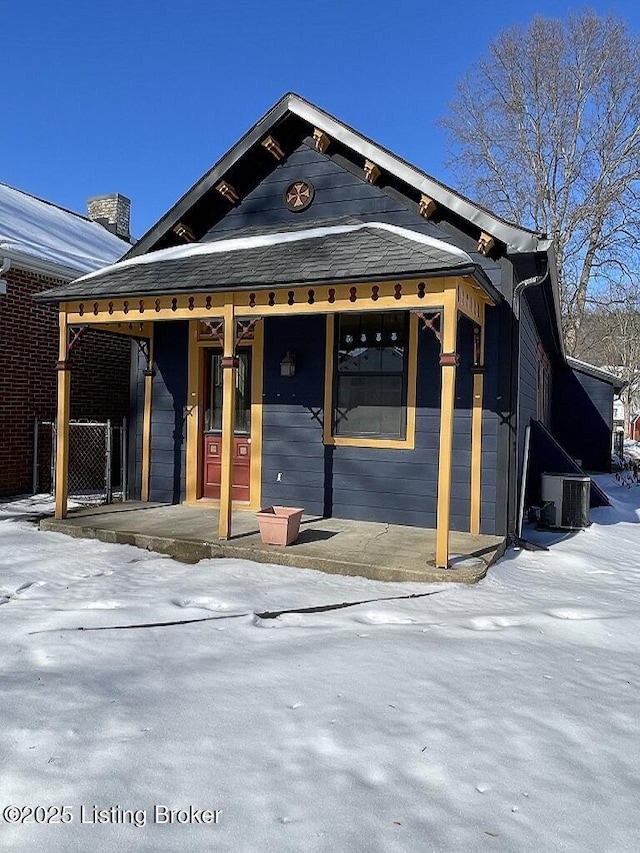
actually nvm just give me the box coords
[0,257,10,295]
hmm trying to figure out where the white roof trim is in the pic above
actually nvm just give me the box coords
[566,356,626,387]
[130,93,552,260]
[1,247,85,282]
[287,95,549,254]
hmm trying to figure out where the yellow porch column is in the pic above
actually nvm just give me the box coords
[54,311,71,519]
[218,304,236,540]
[185,320,203,504]
[435,289,459,569]
[140,330,155,502]
[470,307,486,535]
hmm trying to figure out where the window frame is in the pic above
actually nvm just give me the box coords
[323,311,418,450]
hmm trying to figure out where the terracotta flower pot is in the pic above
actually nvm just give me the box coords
[256,506,304,546]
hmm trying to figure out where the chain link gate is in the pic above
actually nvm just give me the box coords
[33,418,127,504]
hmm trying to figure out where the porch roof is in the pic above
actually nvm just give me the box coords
[37,220,500,304]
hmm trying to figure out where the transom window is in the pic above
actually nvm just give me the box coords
[333,312,408,439]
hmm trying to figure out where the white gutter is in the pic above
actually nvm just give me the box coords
[0,246,85,283]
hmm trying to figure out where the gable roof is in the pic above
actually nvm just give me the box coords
[566,356,627,392]
[38,221,499,303]
[128,93,551,260]
[0,182,128,280]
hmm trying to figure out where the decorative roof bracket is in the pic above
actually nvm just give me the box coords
[313,128,330,153]
[172,222,196,242]
[215,181,240,205]
[419,194,437,220]
[261,136,285,160]
[364,160,381,184]
[477,231,495,256]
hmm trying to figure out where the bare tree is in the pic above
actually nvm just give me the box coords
[580,284,640,433]
[440,10,640,354]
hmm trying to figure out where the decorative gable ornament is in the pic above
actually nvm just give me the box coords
[284,180,315,212]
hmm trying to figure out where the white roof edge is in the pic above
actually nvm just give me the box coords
[566,356,626,386]
[287,95,549,254]
[1,248,82,282]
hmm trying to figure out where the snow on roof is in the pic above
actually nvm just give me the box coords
[566,356,626,389]
[0,182,128,277]
[74,221,473,284]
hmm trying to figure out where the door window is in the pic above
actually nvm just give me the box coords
[205,349,251,434]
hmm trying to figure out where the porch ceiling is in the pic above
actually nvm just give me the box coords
[37,221,499,305]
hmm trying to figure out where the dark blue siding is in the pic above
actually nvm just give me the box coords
[127,340,144,500]
[551,367,613,473]
[518,298,540,463]
[574,371,613,429]
[205,141,433,238]
[128,312,502,534]
[450,318,474,531]
[480,308,502,534]
[259,314,494,533]
[260,315,327,517]
[330,323,442,528]
[149,321,188,503]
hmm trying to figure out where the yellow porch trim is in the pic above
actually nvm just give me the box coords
[61,276,493,326]
[435,287,459,569]
[218,303,236,540]
[185,320,203,504]
[470,305,486,535]
[323,313,419,450]
[456,280,485,324]
[54,311,70,520]
[249,319,264,511]
[184,319,264,512]
[67,321,154,338]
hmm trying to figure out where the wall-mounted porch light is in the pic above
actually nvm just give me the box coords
[280,352,296,377]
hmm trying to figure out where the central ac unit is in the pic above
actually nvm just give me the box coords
[540,474,591,529]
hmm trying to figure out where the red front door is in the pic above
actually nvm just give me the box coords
[203,435,251,500]
[202,349,252,502]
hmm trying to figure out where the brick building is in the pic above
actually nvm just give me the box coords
[0,185,131,496]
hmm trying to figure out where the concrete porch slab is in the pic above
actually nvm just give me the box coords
[40,502,506,584]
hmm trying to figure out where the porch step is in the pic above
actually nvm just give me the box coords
[40,503,505,585]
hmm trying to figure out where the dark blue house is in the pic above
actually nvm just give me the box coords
[39,94,621,568]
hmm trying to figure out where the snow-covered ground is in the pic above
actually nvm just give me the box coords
[1,480,639,852]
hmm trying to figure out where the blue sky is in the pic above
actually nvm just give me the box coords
[3,0,639,239]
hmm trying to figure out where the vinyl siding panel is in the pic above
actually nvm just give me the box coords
[260,315,327,517]
[205,142,414,238]
[551,366,614,473]
[518,298,539,460]
[148,321,188,504]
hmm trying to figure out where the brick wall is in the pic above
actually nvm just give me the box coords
[0,266,131,496]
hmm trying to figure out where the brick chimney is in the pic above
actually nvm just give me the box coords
[87,193,131,242]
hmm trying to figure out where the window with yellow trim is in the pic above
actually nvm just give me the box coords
[333,312,409,439]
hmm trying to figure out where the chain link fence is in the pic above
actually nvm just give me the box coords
[33,418,127,504]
